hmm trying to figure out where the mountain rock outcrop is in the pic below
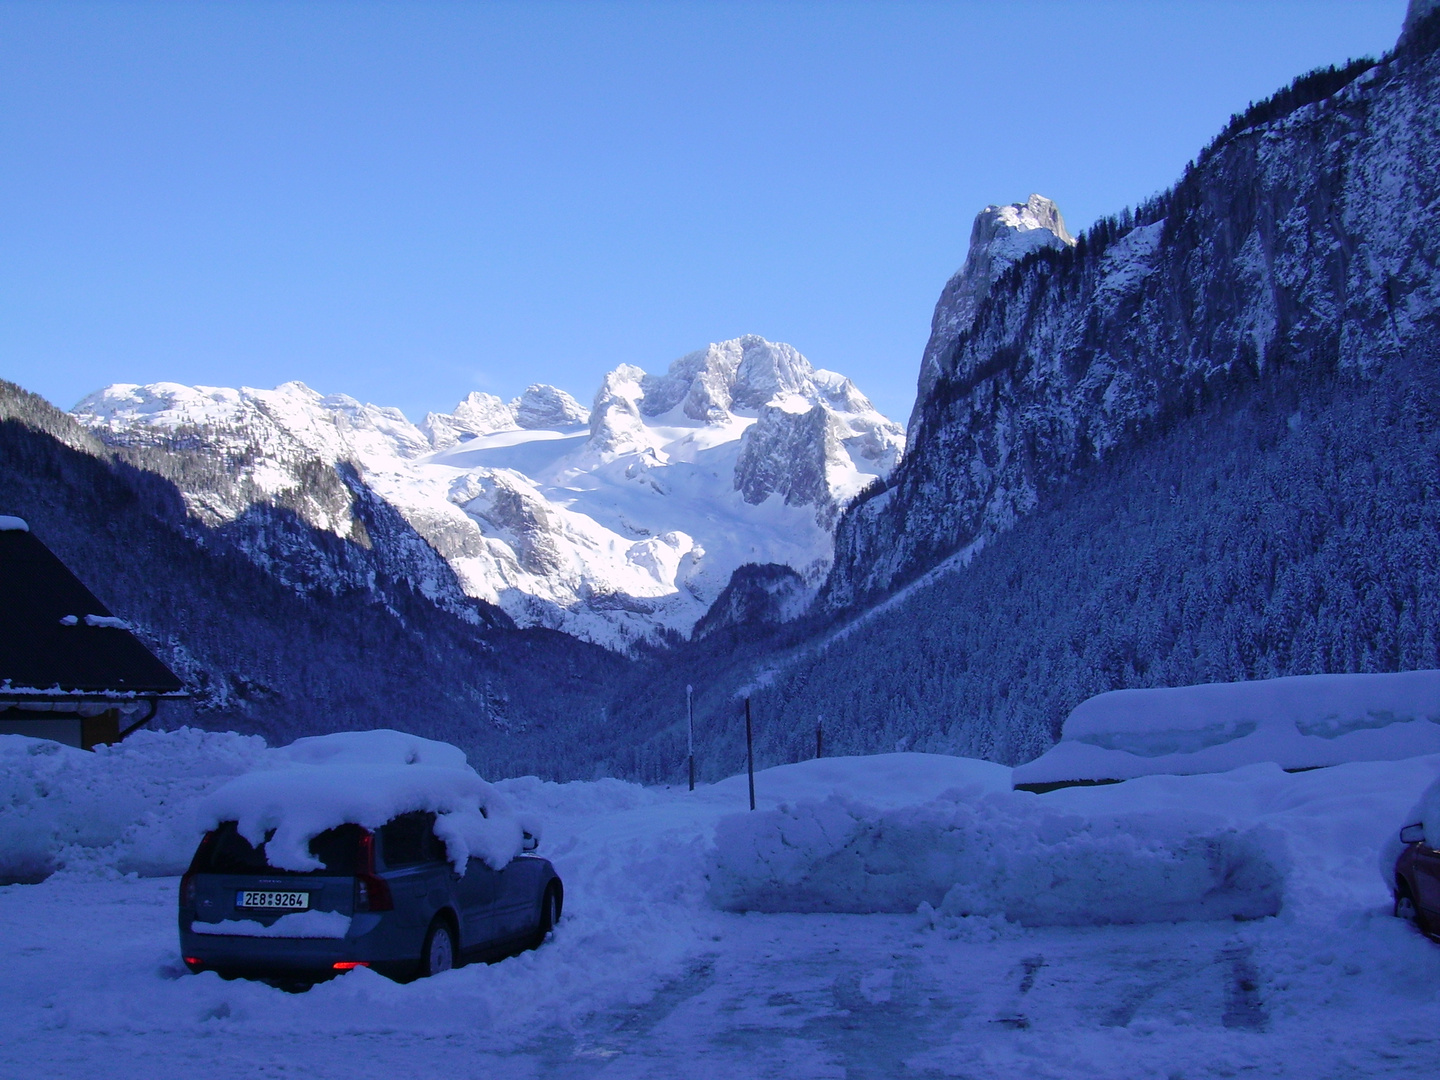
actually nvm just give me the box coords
[910,194,1074,435]
[422,385,589,450]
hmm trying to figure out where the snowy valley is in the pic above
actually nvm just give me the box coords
[6,5,1440,1079]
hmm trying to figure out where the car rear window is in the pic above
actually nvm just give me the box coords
[198,821,368,876]
[379,811,446,868]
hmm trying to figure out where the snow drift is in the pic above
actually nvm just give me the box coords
[709,790,1288,926]
[1013,670,1440,787]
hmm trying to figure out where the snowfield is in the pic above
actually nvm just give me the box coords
[3,730,1440,1078]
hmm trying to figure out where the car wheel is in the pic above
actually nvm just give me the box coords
[420,917,456,977]
[1395,881,1430,933]
[532,882,561,948]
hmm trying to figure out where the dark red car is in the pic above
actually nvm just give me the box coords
[1392,822,1440,936]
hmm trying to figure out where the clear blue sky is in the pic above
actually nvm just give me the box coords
[0,1,1410,426]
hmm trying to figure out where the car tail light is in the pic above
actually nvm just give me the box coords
[333,961,370,970]
[355,874,393,912]
[180,872,197,907]
[354,831,393,912]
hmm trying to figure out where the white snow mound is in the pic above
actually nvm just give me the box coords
[709,789,1288,926]
[0,728,271,884]
[1013,670,1440,786]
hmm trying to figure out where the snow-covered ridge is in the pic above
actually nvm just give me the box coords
[71,336,904,651]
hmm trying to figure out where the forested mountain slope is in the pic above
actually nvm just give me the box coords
[827,13,1440,611]
[593,10,1440,780]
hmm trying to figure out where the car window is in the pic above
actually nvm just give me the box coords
[200,821,368,876]
[378,811,444,869]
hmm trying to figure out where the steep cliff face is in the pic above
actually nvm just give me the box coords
[910,194,1074,435]
[827,19,1440,612]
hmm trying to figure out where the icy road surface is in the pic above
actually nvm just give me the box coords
[3,747,1440,1078]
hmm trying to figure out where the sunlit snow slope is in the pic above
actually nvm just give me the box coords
[73,336,903,651]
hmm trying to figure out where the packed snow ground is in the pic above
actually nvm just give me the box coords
[2,731,1440,1078]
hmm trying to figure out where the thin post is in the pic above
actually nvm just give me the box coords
[745,697,755,811]
[816,714,823,759]
[686,684,695,792]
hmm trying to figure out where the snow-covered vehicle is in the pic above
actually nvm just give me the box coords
[178,736,562,982]
[1389,766,1440,940]
[1392,822,1439,936]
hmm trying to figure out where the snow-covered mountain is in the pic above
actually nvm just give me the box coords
[73,336,903,651]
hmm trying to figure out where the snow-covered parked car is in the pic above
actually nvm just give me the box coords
[178,732,562,982]
[1389,768,1440,940]
[1392,822,1440,936]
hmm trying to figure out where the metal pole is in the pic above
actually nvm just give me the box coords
[745,697,755,811]
[687,684,695,792]
[816,714,823,759]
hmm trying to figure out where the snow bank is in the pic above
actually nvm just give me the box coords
[709,789,1287,926]
[0,729,270,884]
[0,727,533,884]
[707,751,1013,810]
[190,911,351,938]
[1013,670,1440,786]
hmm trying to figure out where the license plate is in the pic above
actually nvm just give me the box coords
[236,889,310,910]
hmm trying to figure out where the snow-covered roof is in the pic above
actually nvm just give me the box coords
[0,516,28,532]
[0,526,183,700]
[1013,670,1440,787]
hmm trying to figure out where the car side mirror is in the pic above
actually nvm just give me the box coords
[522,831,538,852]
[1401,823,1426,845]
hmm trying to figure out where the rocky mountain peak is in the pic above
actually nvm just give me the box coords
[628,335,815,425]
[514,385,588,430]
[423,384,589,450]
[909,194,1076,435]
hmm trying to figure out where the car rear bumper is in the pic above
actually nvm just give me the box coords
[180,913,420,980]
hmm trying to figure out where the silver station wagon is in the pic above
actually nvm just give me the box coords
[179,810,563,983]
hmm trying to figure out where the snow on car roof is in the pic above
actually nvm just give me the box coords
[196,730,530,873]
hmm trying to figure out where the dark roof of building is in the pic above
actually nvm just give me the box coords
[0,520,184,698]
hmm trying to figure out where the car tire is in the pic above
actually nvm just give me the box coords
[1395,881,1428,934]
[532,882,561,948]
[420,917,456,978]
